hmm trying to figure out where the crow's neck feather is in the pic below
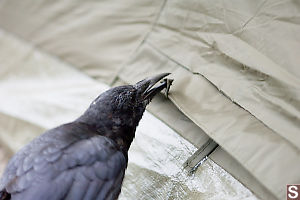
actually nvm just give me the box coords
[76,108,139,154]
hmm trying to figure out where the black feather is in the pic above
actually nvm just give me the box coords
[0,189,11,200]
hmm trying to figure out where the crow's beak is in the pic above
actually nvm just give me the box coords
[135,73,171,100]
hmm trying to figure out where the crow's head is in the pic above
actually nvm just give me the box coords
[80,73,171,132]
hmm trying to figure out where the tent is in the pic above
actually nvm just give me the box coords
[0,0,299,199]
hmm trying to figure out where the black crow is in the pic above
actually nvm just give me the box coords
[0,73,171,200]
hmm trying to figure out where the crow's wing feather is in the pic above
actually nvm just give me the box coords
[0,122,126,200]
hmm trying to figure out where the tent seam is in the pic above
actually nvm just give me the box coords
[111,0,168,86]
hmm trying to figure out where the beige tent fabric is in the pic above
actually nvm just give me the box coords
[146,0,300,150]
[0,0,165,84]
[0,0,299,199]
[118,1,300,199]
[0,29,258,199]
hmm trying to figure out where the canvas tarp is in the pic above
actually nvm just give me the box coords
[0,0,299,199]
